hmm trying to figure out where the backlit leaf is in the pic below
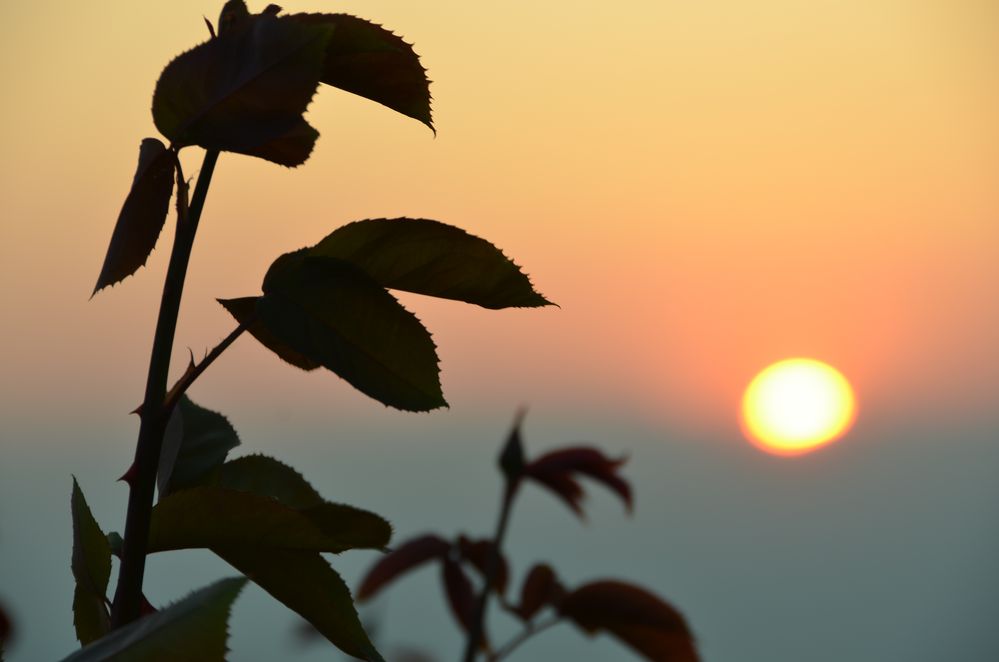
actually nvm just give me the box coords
[152,13,333,166]
[292,13,433,130]
[441,558,476,634]
[311,219,552,309]
[93,139,175,294]
[148,487,390,554]
[514,563,563,621]
[256,252,445,411]
[214,454,323,508]
[218,547,383,661]
[456,536,508,596]
[60,577,246,662]
[70,478,111,645]
[525,447,632,519]
[158,396,240,500]
[356,534,450,601]
[559,581,699,662]
[218,297,319,371]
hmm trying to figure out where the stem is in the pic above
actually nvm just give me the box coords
[462,481,518,662]
[110,149,220,627]
[163,322,250,414]
[489,616,561,662]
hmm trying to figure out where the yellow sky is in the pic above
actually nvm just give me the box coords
[1,0,996,434]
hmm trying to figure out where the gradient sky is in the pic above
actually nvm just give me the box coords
[1,1,998,661]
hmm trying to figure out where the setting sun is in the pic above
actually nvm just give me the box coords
[741,359,857,456]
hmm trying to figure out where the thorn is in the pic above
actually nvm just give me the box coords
[118,462,138,486]
[186,347,196,370]
[203,16,216,39]
[130,403,143,416]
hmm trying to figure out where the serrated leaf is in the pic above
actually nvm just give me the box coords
[256,252,445,411]
[214,454,323,508]
[559,581,699,662]
[311,219,552,309]
[292,13,433,130]
[60,577,246,662]
[158,396,240,500]
[356,534,450,601]
[218,297,319,371]
[148,487,390,553]
[152,13,333,166]
[70,478,111,645]
[93,138,175,294]
[218,547,383,661]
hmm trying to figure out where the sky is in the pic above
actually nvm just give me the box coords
[1,1,998,660]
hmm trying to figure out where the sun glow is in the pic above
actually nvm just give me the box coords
[741,359,856,456]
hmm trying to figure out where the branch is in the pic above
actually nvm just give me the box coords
[489,616,562,662]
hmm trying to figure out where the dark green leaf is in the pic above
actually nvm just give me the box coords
[256,252,445,411]
[311,219,552,309]
[218,297,319,371]
[152,13,334,166]
[292,13,433,130]
[214,454,323,508]
[148,487,390,553]
[60,577,246,662]
[158,396,240,500]
[70,478,111,645]
[93,139,175,294]
[217,547,383,661]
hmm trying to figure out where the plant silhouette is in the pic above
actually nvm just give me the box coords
[353,414,700,661]
[61,2,698,660]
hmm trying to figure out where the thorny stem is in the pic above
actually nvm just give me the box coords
[488,616,562,662]
[163,321,250,415]
[463,481,519,662]
[110,149,220,627]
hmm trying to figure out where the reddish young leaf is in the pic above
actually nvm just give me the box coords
[514,563,563,621]
[559,581,699,662]
[524,446,632,519]
[93,138,175,294]
[456,535,508,595]
[441,558,476,634]
[356,534,449,601]
[0,601,11,646]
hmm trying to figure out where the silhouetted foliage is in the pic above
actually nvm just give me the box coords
[356,416,700,661]
[74,1,551,659]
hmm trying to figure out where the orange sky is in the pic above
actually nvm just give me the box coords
[1,0,997,437]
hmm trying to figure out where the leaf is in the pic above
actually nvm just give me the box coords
[525,447,632,519]
[0,600,12,649]
[148,487,390,554]
[456,536,508,596]
[292,13,433,130]
[356,534,450,601]
[93,138,175,294]
[152,13,334,166]
[441,558,476,634]
[158,396,240,500]
[311,219,552,309]
[218,547,383,661]
[218,297,319,371]
[60,577,246,662]
[70,478,112,645]
[558,581,699,662]
[256,252,445,411]
[213,454,323,508]
[514,563,563,621]
[498,410,527,481]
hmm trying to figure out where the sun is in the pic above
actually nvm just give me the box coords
[740,358,856,456]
